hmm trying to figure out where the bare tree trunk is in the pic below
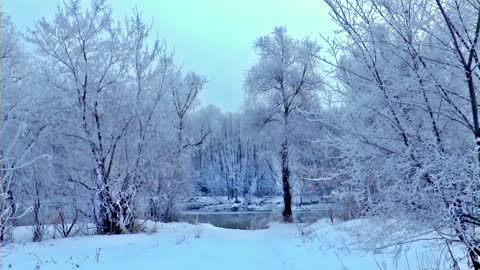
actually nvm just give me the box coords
[281,137,293,222]
[96,189,122,235]
[32,172,43,242]
[94,166,122,235]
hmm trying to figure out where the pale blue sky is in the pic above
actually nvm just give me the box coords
[3,0,335,112]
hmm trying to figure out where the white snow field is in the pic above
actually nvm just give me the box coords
[2,219,466,270]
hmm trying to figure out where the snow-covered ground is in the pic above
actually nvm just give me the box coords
[3,219,466,270]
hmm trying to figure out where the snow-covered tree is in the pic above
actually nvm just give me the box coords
[0,14,51,242]
[324,0,480,267]
[25,0,187,234]
[245,26,323,221]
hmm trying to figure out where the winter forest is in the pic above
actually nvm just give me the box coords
[1,0,480,269]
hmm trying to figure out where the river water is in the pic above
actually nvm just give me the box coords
[179,210,329,230]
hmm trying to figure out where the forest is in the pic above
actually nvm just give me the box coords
[1,0,480,269]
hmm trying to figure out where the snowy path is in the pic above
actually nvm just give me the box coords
[3,220,462,270]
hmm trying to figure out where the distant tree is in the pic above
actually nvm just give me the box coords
[155,70,207,222]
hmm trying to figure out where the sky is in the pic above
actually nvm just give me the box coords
[3,0,335,112]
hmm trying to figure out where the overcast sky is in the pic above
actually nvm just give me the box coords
[4,0,335,112]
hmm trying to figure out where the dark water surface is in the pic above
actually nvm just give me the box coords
[179,210,329,229]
